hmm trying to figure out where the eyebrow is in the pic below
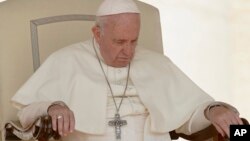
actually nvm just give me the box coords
[113,39,126,42]
[113,38,138,42]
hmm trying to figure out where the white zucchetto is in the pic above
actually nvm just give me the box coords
[96,0,140,16]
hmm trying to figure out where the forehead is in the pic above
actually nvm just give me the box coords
[105,13,140,26]
[104,13,140,39]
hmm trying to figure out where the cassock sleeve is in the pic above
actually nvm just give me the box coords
[175,101,239,135]
[17,102,52,128]
[175,101,212,134]
[11,52,73,127]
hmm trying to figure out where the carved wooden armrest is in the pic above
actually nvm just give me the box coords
[4,115,60,141]
[170,118,249,141]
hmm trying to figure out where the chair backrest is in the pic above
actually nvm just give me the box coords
[0,0,163,134]
[30,14,96,71]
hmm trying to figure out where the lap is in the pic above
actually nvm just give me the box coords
[62,114,147,141]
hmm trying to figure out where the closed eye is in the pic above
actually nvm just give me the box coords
[113,39,126,45]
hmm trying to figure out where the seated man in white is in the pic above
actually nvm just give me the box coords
[11,0,243,141]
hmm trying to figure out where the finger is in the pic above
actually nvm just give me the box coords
[52,115,57,131]
[235,116,244,125]
[63,113,70,136]
[213,123,225,137]
[221,120,230,138]
[230,116,241,125]
[69,110,75,133]
[57,115,64,135]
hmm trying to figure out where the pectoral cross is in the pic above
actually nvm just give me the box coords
[108,113,127,140]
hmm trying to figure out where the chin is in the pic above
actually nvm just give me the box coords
[112,62,130,68]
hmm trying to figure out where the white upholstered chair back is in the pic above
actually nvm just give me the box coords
[0,0,163,135]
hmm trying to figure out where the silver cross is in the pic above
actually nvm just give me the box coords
[108,114,127,139]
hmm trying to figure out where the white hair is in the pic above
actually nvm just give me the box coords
[95,16,109,35]
[95,13,140,35]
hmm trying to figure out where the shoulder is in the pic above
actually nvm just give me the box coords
[44,39,95,63]
[50,40,93,58]
[37,39,96,71]
[134,47,172,64]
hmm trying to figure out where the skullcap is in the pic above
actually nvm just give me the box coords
[96,0,140,16]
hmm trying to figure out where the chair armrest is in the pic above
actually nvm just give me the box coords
[170,118,249,141]
[4,115,60,141]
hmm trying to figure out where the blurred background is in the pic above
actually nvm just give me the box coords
[139,0,250,140]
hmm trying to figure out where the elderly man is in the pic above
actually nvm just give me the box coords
[11,0,243,141]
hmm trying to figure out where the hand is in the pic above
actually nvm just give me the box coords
[47,103,75,136]
[206,106,243,138]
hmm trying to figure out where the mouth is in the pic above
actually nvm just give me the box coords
[119,57,130,61]
[118,58,131,64]
[118,56,133,61]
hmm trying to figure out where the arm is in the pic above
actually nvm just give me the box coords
[17,101,52,128]
[16,101,75,137]
[176,101,243,138]
[205,102,243,138]
[175,102,212,135]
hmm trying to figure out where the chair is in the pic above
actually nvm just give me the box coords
[1,0,248,141]
[0,0,162,140]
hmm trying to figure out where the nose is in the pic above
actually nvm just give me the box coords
[122,44,133,56]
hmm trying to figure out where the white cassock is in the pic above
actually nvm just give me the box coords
[12,39,215,141]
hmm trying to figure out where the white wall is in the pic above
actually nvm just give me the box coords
[230,0,250,120]
[140,0,250,140]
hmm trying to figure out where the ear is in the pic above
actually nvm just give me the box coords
[92,25,101,43]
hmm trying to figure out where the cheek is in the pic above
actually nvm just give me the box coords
[110,46,123,59]
[101,42,121,60]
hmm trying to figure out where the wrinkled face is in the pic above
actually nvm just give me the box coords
[92,13,140,67]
